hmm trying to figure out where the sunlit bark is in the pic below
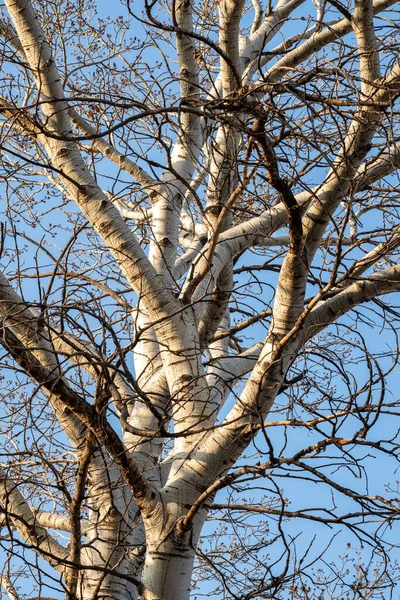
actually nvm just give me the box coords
[0,0,399,598]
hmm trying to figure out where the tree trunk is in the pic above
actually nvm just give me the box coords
[142,541,196,600]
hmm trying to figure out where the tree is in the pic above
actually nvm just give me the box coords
[0,0,400,597]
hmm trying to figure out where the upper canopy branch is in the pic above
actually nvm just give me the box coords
[4,0,179,320]
[252,0,397,93]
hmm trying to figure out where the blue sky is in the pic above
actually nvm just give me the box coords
[0,0,400,598]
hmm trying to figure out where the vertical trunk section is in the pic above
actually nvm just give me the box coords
[141,489,208,600]
[141,542,196,600]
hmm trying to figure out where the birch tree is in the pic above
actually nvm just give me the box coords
[0,0,400,597]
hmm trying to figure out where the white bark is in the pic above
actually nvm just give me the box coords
[1,0,400,598]
[0,467,69,572]
[0,576,19,600]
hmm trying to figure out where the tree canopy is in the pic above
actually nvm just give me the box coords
[0,0,400,598]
